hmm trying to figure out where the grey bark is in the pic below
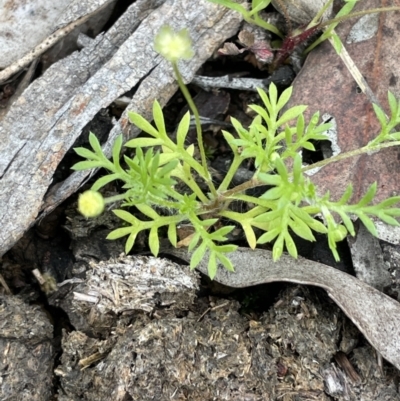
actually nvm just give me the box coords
[51,254,199,338]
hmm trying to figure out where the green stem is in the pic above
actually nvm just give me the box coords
[303,27,333,55]
[250,14,283,38]
[172,62,217,197]
[104,193,129,204]
[140,214,183,231]
[177,173,209,204]
[302,141,400,173]
[176,146,209,179]
[319,6,400,30]
[217,177,265,202]
[218,154,243,192]
[200,182,256,213]
[205,141,400,204]
[308,0,334,28]
[304,6,400,55]
[248,0,271,16]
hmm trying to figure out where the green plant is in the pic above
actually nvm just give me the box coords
[206,0,400,65]
[205,0,283,37]
[72,25,400,279]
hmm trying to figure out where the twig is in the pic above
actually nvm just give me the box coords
[192,75,269,92]
[0,273,12,295]
[197,301,230,322]
[32,268,46,286]
[328,30,383,110]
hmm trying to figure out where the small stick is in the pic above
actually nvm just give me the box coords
[192,74,269,92]
[32,268,46,286]
[197,301,230,322]
[328,31,383,111]
[0,273,12,295]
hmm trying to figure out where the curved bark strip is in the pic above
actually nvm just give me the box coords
[169,246,400,371]
[0,0,242,257]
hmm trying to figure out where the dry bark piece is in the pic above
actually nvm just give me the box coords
[381,241,400,302]
[0,60,38,121]
[0,295,54,401]
[347,221,391,291]
[193,74,270,91]
[50,255,199,337]
[0,0,68,69]
[193,65,295,92]
[167,246,400,371]
[0,0,242,258]
[271,0,332,25]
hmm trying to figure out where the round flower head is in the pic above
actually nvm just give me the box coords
[78,190,105,218]
[154,25,194,62]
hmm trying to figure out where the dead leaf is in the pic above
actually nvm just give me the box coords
[238,29,255,47]
[219,29,273,66]
[218,41,244,56]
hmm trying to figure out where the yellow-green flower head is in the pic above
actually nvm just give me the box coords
[78,190,105,218]
[154,25,194,62]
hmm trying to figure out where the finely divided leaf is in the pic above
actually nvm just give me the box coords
[277,105,307,126]
[208,252,218,279]
[190,243,207,269]
[176,112,191,148]
[125,231,138,253]
[217,252,234,272]
[127,112,159,138]
[74,147,98,159]
[152,100,166,137]
[149,226,160,256]
[357,183,377,207]
[71,161,104,170]
[124,138,164,148]
[112,209,138,224]
[92,174,120,191]
[358,213,378,237]
[284,232,297,258]
[112,134,123,165]
[89,132,103,154]
[257,227,280,244]
[168,223,177,247]
[107,226,133,240]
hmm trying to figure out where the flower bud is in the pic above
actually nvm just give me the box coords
[154,25,194,62]
[78,190,105,218]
